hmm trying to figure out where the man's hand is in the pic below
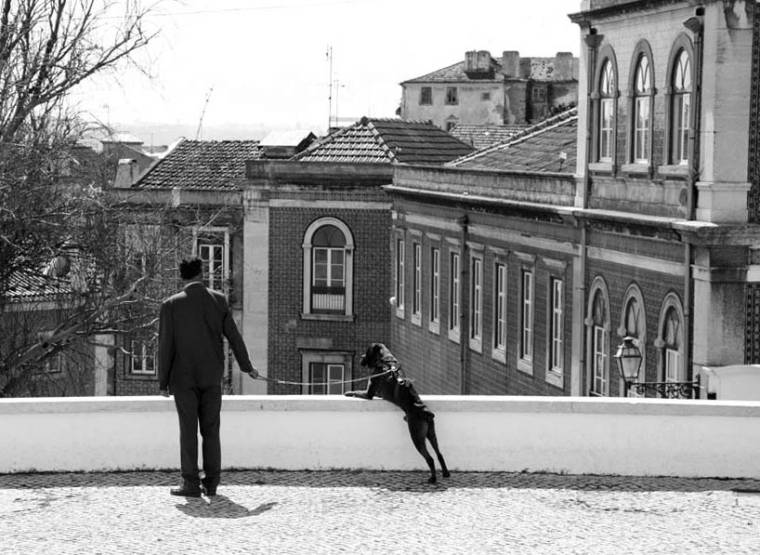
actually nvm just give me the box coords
[247,367,259,380]
[159,388,171,398]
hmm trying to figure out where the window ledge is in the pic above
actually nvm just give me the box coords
[657,164,689,179]
[411,314,422,327]
[620,163,651,176]
[588,162,613,174]
[428,322,440,335]
[491,348,506,364]
[469,338,482,354]
[545,370,563,389]
[448,329,461,344]
[301,313,355,322]
[517,358,533,375]
[395,308,405,320]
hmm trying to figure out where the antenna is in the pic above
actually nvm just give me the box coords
[326,45,333,132]
[195,87,214,140]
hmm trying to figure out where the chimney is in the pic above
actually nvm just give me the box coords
[465,50,477,72]
[476,50,491,72]
[554,52,575,80]
[113,158,138,188]
[502,51,520,78]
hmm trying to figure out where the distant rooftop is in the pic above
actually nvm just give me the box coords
[135,139,263,190]
[259,130,317,147]
[449,108,578,173]
[450,124,528,150]
[292,117,473,165]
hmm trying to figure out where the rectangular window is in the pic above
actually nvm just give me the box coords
[481,91,491,101]
[448,251,460,339]
[45,352,66,374]
[550,278,564,373]
[665,349,681,383]
[445,86,458,105]
[412,242,422,324]
[634,96,650,163]
[674,93,691,165]
[599,98,614,162]
[429,247,440,332]
[309,363,345,395]
[312,247,345,312]
[130,340,156,375]
[469,256,482,350]
[592,326,608,395]
[419,86,432,105]
[493,263,507,355]
[395,238,405,315]
[532,87,546,102]
[520,270,534,362]
[195,228,229,293]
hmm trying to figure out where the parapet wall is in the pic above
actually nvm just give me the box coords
[2,396,760,478]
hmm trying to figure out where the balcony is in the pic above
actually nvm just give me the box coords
[2,396,760,553]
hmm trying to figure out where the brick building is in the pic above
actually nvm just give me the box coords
[244,118,473,394]
[400,50,579,131]
[385,0,760,397]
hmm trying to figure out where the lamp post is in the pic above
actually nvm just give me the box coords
[614,336,642,397]
[613,336,702,399]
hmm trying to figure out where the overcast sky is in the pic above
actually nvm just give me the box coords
[72,0,583,143]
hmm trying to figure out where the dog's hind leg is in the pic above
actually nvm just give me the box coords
[408,418,437,484]
[426,421,450,478]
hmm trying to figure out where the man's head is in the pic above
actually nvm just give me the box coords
[179,257,203,281]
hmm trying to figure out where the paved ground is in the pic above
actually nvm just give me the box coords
[2,470,760,554]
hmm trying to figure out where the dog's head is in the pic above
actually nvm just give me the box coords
[360,343,397,373]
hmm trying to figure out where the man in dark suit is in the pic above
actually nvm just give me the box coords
[159,257,258,497]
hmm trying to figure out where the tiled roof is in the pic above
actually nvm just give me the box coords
[5,269,71,302]
[449,108,578,173]
[402,55,577,84]
[293,118,473,165]
[136,139,263,190]
[450,124,528,150]
[403,60,503,83]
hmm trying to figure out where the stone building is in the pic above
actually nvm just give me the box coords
[384,0,760,397]
[399,50,579,131]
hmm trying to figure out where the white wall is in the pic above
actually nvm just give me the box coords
[2,396,760,478]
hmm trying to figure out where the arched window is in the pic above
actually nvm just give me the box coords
[655,292,686,389]
[598,59,616,162]
[302,218,354,318]
[586,277,610,396]
[671,49,692,165]
[632,53,652,163]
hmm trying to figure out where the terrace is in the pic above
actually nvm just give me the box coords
[2,395,760,553]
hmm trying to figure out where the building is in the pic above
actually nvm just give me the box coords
[384,0,760,398]
[399,50,579,131]
[244,117,473,394]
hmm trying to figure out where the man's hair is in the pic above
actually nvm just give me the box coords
[179,257,203,280]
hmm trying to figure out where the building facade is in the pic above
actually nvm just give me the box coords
[400,50,579,131]
[385,0,760,398]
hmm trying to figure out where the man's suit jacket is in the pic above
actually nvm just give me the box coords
[158,282,255,390]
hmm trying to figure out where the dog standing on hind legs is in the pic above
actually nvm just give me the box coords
[345,343,450,484]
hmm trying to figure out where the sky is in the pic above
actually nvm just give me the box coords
[72,0,583,144]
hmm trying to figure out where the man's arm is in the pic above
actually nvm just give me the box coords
[158,300,174,394]
[221,302,258,378]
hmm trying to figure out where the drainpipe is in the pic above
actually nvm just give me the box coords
[578,29,604,395]
[683,12,704,383]
[458,214,470,395]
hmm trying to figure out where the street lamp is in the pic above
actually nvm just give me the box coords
[614,336,642,397]
[613,336,702,399]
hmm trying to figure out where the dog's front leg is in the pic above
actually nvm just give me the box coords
[344,390,372,400]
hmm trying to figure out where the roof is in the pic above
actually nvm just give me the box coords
[135,139,263,190]
[448,108,578,173]
[450,124,528,150]
[403,60,503,84]
[5,268,71,303]
[292,117,473,165]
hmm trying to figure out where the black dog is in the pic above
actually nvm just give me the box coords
[345,343,450,484]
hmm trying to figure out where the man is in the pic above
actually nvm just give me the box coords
[159,257,258,497]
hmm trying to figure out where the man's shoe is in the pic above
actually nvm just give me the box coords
[170,484,201,498]
[202,485,217,497]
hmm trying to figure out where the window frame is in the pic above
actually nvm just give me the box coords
[130,339,156,376]
[395,236,405,318]
[549,277,564,375]
[419,86,432,106]
[627,42,655,167]
[411,240,422,326]
[469,251,483,353]
[447,247,461,343]
[655,292,686,390]
[517,263,535,375]
[429,246,441,334]
[591,46,619,170]
[586,276,611,397]
[300,350,352,395]
[492,261,507,363]
[445,86,458,105]
[662,35,694,170]
[302,217,355,320]
[618,283,647,397]
[193,226,230,294]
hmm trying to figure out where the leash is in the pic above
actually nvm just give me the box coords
[251,368,395,387]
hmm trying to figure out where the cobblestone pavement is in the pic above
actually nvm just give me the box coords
[2,470,760,554]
